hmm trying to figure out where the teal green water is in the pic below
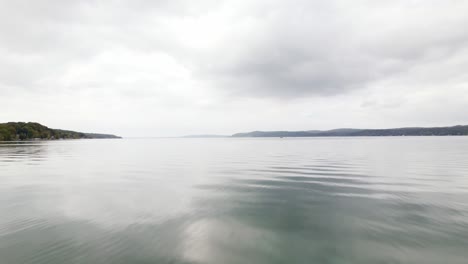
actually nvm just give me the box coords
[1,138,468,263]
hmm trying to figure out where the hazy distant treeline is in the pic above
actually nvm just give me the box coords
[232,126,468,137]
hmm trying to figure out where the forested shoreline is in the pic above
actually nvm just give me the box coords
[0,122,120,141]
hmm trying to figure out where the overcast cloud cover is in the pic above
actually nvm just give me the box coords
[1,0,468,136]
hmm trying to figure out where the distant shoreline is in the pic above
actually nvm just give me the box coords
[185,125,468,138]
[232,125,468,137]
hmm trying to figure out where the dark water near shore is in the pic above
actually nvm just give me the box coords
[1,137,468,264]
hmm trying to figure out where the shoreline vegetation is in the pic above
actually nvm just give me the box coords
[3,122,467,141]
[232,125,468,137]
[0,122,121,141]
[185,125,468,138]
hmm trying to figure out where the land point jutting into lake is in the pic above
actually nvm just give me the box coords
[0,122,121,141]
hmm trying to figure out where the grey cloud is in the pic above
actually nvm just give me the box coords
[189,0,468,98]
[360,98,406,109]
[2,0,468,99]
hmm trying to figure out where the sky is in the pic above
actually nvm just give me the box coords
[1,0,468,137]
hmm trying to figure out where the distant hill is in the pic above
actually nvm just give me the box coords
[0,122,121,141]
[232,125,468,137]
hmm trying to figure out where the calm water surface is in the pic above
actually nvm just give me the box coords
[1,137,468,263]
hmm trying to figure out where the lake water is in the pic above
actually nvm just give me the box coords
[1,137,468,264]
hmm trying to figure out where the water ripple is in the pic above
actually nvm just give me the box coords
[1,138,468,263]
